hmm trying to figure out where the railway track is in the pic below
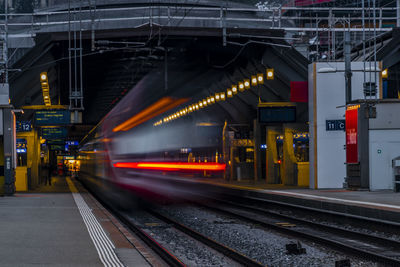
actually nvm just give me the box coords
[197,195,400,266]
[79,178,264,266]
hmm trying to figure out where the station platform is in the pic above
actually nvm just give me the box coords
[0,176,157,267]
[195,178,400,223]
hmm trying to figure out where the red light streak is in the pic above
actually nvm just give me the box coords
[114,162,226,171]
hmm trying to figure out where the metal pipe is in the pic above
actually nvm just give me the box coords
[345,31,352,104]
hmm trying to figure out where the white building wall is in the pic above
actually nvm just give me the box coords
[369,103,400,190]
[309,62,381,189]
[369,130,400,190]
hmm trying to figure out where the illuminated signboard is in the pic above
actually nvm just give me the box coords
[346,108,358,164]
[34,110,70,126]
[258,106,296,123]
[50,145,66,151]
[42,127,67,139]
[46,139,65,145]
[16,121,32,132]
[16,139,27,153]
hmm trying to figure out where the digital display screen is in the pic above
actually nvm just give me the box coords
[34,110,70,126]
[258,106,296,123]
[42,127,67,139]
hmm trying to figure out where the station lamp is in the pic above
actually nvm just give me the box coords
[266,68,274,80]
[382,68,388,78]
[202,99,208,107]
[189,106,193,112]
[207,97,211,104]
[227,89,233,98]
[199,101,203,108]
[238,82,245,92]
[251,75,258,86]
[220,92,226,100]
[211,96,215,103]
[244,79,250,89]
[215,93,221,101]
[257,73,264,84]
[231,85,238,95]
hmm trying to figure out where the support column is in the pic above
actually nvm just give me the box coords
[3,108,15,195]
[398,0,400,27]
[253,119,261,181]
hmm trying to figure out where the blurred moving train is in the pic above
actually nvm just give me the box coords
[78,59,227,202]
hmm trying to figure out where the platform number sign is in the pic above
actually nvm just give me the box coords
[16,121,32,132]
[326,120,345,131]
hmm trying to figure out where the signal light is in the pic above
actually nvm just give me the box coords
[267,68,274,80]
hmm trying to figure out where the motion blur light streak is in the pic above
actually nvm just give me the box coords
[114,162,226,171]
[113,97,188,132]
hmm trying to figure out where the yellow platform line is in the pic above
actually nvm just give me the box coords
[66,177,79,193]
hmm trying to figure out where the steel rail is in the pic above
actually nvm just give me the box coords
[198,197,400,266]
[146,208,264,267]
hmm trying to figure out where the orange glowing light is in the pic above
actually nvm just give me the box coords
[113,97,188,132]
[114,162,226,171]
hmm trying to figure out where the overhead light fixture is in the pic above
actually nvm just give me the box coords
[220,92,226,100]
[382,68,388,78]
[232,85,238,95]
[266,68,274,80]
[238,82,245,92]
[202,99,207,107]
[251,75,258,86]
[227,89,233,98]
[211,96,215,103]
[207,97,211,104]
[215,93,221,101]
[244,79,250,89]
[257,73,264,84]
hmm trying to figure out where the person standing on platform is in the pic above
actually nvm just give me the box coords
[45,164,52,186]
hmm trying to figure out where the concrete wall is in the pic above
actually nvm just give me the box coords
[309,61,381,189]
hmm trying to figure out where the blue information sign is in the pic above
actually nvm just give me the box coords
[16,121,32,132]
[42,127,67,139]
[326,120,345,131]
[34,110,70,126]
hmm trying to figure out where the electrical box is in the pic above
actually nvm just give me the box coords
[393,156,400,192]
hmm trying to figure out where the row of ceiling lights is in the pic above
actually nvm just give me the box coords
[154,68,274,126]
[40,72,51,106]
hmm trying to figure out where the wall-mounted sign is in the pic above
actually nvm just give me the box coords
[326,120,345,131]
[42,127,67,139]
[50,145,66,151]
[258,106,296,123]
[66,141,79,146]
[34,110,70,126]
[46,139,65,145]
[16,121,32,132]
